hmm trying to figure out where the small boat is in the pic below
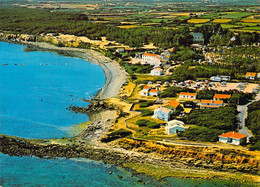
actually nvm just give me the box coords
[2,64,8,65]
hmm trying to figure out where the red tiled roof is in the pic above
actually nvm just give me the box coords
[169,100,180,108]
[246,72,256,77]
[143,53,158,57]
[143,86,149,89]
[201,100,223,104]
[150,89,159,93]
[200,105,221,108]
[180,92,197,96]
[219,132,247,139]
[214,94,231,99]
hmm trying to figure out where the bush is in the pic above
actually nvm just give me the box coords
[141,109,154,116]
[101,129,132,143]
[249,141,260,151]
[179,126,224,142]
[147,122,160,129]
[139,100,154,108]
[136,119,150,127]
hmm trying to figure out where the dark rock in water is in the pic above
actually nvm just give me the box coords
[118,175,123,179]
[138,179,143,183]
[109,171,112,175]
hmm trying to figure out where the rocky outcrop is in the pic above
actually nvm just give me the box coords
[118,138,260,175]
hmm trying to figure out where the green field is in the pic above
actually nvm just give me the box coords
[220,12,254,19]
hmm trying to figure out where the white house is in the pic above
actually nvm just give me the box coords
[139,86,160,97]
[200,100,223,109]
[150,68,164,76]
[165,120,185,135]
[142,53,160,61]
[245,72,256,80]
[149,89,161,97]
[153,107,173,121]
[219,132,247,145]
[190,32,204,43]
[179,92,197,100]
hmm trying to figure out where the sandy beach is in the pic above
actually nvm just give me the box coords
[20,41,127,99]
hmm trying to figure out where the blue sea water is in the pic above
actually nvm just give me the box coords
[0,41,105,139]
[0,42,245,186]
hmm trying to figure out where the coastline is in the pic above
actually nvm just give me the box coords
[1,39,259,185]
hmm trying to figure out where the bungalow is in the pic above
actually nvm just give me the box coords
[219,132,247,145]
[139,86,161,97]
[165,120,185,135]
[166,100,181,111]
[213,94,231,101]
[245,72,256,80]
[149,89,161,97]
[153,107,173,121]
[200,100,223,109]
[190,32,204,44]
[179,92,197,100]
[150,68,164,76]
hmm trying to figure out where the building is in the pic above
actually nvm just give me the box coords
[219,132,247,145]
[150,68,164,76]
[166,100,181,111]
[142,53,160,62]
[190,32,204,43]
[149,89,161,97]
[165,120,185,135]
[179,92,197,100]
[245,72,256,80]
[200,100,223,109]
[213,94,231,101]
[153,107,173,121]
[139,86,160,97]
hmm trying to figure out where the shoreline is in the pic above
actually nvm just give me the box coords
[1,39,259,184]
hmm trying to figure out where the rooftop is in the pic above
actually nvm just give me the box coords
[213,94,231,99]
[168,100,180,108]
[246,72,256,76]
[201,100,223,104]
[180,92,197,96]
[143,53,159,57]
[219,132,247,139]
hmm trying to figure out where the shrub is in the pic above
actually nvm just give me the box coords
[101,129,132,143]
[136,119,150,127]
[141,109,154,116]
[147,122,160,129]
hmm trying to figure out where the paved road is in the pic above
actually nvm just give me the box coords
[237,92,260,142]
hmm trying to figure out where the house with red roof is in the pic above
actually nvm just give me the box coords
[219,132,247,145]
[179,92,197,100]
[245,72,256,80]
[213,94,231,100]
[139,86,160,97]
[142,53,160,61]
[200,100,223,109]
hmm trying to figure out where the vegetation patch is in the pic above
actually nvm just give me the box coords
[101,129,132,143]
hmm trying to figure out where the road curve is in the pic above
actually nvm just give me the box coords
[237,92,260,142]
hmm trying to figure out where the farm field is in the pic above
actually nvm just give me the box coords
[188,19,210,23]
[212,19,232,23]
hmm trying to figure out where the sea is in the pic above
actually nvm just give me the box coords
[0,41,246,186]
